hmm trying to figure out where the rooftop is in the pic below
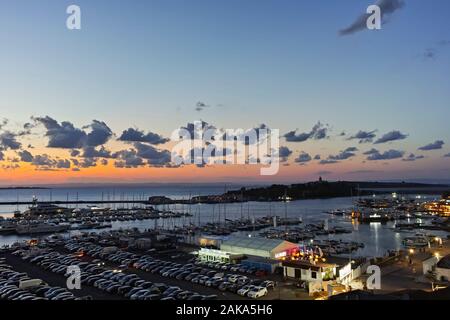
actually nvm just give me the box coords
[221,236,295,251]
[437,254,450,269]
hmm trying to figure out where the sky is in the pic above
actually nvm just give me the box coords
[0,0,449,186]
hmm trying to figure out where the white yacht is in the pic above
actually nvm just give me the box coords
[15,222,70,235]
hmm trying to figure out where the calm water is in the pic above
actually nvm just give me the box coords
[0,185,445,257]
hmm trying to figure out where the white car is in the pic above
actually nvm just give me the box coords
[247,287,268,299]
[237,285,256,296]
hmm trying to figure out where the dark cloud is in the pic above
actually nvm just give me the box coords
[321,147,358,163]
[81,146,113,158]
[374,130,408,144]
[113,149,144,168]
[444,153,450,158]
[339,0,405,36]
[79,158,97,168]
[118,128,169,145]
[347,170,381,174]
[418,140,444,151]
[134,142,171,166]
[195,101,210,112]
[319,159,339,165]
[18,150,34,162]
[84,120,113,147]
[295,152,312,164]
[33,116,86,149]
[176,121,217,140]
[33,116,112,149]
[316,170,332,175]
[32,154,55,167]
[367,149,404,160]
[363,148,379,155]
[402,153,425,162]
[0,131,21,150]
[279,146,292,162]
[314,154,321,160]
[284,122,329,142]
[70,149,81,157]
[56,159,71,169]
[348,130,377,143]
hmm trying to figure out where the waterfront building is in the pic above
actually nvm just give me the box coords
[220,236,299,259]
[282,256,353,295]
[435,254,450,282]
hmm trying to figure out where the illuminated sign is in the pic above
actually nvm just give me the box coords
[275,251,287,259]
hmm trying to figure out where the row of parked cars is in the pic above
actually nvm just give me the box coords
[194,260,268,277]
[132,255,275,299]
[64,240,217,300]
[64,240,276,299]
[0,257,88,301]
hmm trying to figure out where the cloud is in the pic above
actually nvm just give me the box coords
[114,149,144,168]
[0,119,8,130]
[348,130,377,143]
[366,149,404,160]
[374,130,408,144]
[347,170,381,174]
[279,146,292,162]
[56,159,71,169]
[32,154,55,167]
[118,128,169,145]
[418,140,444,151]
[18,150,34,162]
[176,121,217,140]
[33,116,86,149]
[195,101,210,112]
[402,153,425,162]
[316,170,332,175]
[284,122,329,142]
[319,159,339,165]
[81,146,113,158]
[79,158,97,168]
[339,0,405,36]
[134,142,171,166]
[84,120,113,147]
[363,148,379,155]
[320,147,358,164]
[33,116,112,149]
[314,154,321,160]
[0,131,22,150]
[70,149,81,157]
[422,40,450,60]
[294,152,312,164]
[443,153,450,158]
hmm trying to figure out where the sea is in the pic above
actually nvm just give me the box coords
[0,184,446,257]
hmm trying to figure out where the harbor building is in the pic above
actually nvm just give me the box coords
[220,236,299,259]
[435,254,450,282]
[282,256,353,295]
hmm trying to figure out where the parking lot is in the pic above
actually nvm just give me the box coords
[0,236,282,301]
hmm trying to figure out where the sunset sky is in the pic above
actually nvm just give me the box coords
[0,0,449,186]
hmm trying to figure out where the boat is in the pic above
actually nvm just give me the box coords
[15,222,70,235]
[402,233,429,248]
[0,222,17,235]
